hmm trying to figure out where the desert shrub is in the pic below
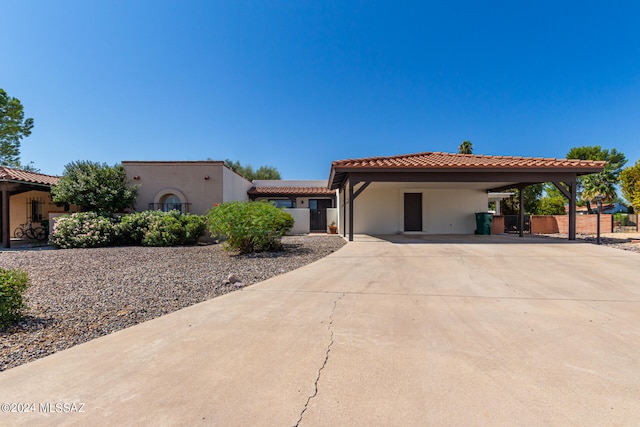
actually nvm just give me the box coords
[50,211,206,248]
[181,213,208,245]
[116,210,161,245]
[117,210,206,246]
[207,201,294,254]
[0,268,30,328]
[49,212,117,248]
[142,211,185,246]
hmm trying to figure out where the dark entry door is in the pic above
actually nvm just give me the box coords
[404,193,422,232]
[310,199,332,231]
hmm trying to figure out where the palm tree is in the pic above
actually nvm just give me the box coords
[581,172,618,213]
[458,140,473,154]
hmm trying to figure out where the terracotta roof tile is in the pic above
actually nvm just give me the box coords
[248,186,334,196]
[0,167,59,186]
[332,152,606,170]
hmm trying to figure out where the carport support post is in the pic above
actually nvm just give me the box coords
[551,180,577,241]
[342,185,346,238]
[568,179,577,240]
[1,189,10,248]
[348,180,354,242]
[518,185,525,238]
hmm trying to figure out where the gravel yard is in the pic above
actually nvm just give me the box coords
[0,235,346,372]
[533,232,640,254]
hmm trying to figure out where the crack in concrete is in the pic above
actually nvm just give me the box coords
[293,292,345,427]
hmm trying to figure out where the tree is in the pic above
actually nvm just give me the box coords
[224,159,281,181]
[51,161,138,214]
[458,140,473,154]
[500,184,543,215]
[0,88,34,168]
[566,145,627,212]
[538,196,567,215]
[620,160,640,212]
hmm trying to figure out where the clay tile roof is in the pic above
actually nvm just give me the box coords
[331,152,606,170]
[0,166,60,186]
[248,186,334,196]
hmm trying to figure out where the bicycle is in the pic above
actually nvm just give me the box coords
[14,222,47,241]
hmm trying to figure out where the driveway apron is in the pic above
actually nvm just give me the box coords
[1,235,639,426]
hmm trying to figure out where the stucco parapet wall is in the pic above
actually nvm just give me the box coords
[122,160,226,166]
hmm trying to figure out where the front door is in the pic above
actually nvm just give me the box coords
[310,199,333,231]
[404,193,422,232]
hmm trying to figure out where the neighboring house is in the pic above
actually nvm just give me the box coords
[248,180,338,233]
[122,161,253,215]
[0,167,76,248]
[328,152,605,241]
[572,201,630,215]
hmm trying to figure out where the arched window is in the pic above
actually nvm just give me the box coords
[161,194,182,212]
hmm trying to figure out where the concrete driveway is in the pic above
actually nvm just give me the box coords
[1,235,639,426]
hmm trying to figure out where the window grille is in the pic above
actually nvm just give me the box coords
[27,197,44,222]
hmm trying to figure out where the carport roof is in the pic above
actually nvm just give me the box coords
[329,151,605,190]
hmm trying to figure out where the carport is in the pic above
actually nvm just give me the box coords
[0,167,59,248]
[328,152,605,241]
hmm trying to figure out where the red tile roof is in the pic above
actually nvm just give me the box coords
[0,167,60,186]
[331,152,606,170]
[248,186,334,197]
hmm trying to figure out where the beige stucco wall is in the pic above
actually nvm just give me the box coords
[123,161,251,216]
[9,190,76,235]
[222,167,252,203]
[340,183,488,235]
[284,208,310,234]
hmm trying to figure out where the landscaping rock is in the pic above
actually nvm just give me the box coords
[227,274,242,284]
[0,235,346,372]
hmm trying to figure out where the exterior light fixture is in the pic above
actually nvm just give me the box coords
[133,176,140,180]
[204,176,210,180]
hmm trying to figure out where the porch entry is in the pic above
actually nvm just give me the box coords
[404,193,422,231]
[310,199,332,231]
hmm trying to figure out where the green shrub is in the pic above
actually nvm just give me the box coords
[118,210,206,246]
[49,212,117,248]
[207,201,294,254]
[182,213,208,245]
[0,268,30,328]
[117,210,161,245]
[50,210,206,248]
[142,211,184,246]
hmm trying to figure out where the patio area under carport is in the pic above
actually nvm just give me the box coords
[328,152,606,241]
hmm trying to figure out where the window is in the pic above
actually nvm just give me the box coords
[269,199,293,208]
[27,198,44,222]
[161,194,182,212]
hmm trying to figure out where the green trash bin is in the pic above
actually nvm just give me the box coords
[475,212,493,235]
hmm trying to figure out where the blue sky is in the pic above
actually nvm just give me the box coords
[2,1,639,179]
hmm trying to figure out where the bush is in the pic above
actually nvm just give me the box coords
[0,268,30,328]
[50,210,206,248]
[207,201,294,254]
[117,210,162,245]
[49,212,117,248]
[117,210,206,246]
